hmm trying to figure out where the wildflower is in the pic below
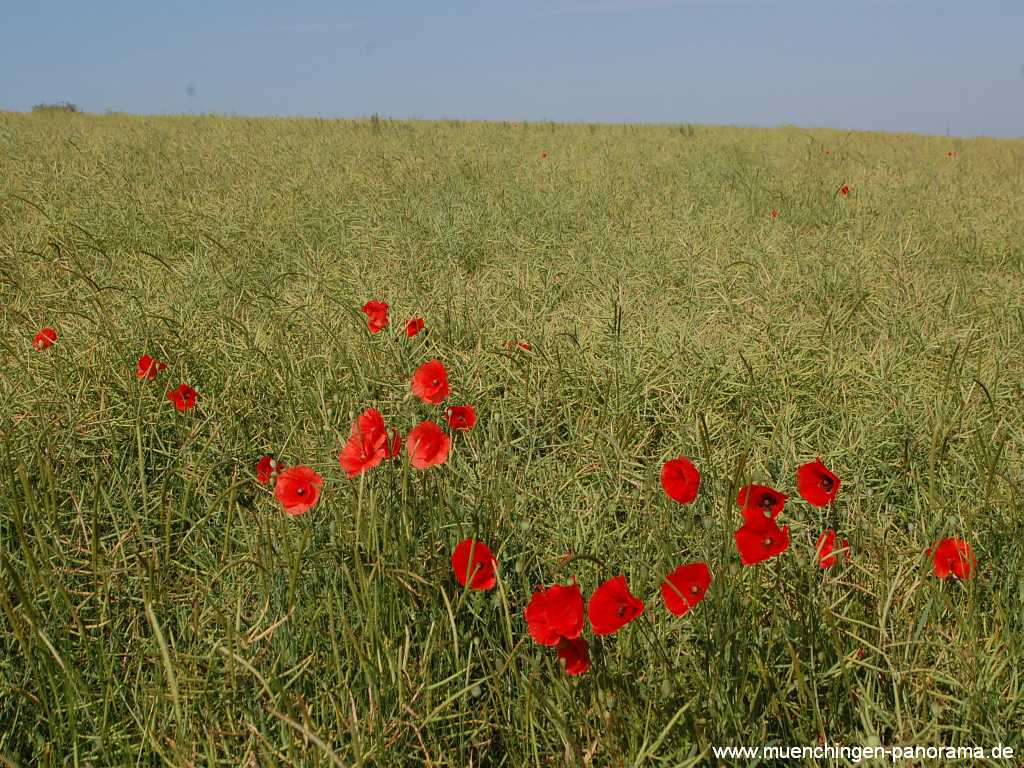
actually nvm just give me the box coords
[411,359,450,405]
[444,405,477,432]
[661,562,711,616]
[661,456,701,505]
[33,327,57,350]
[451,539,497,590]
[556,637,590,675]
[167,384,198,411]
[588,575,644,636]
[339,408,399,478]
[816,529,850,568]
[796,458,841,507]
[256,455,280,484]
[735,516,790,565]
[737,484,787,521]
[927,537,976,579]
[406,420,450,469]
[274,466,323,516]
[525,582,585,645]
[136,354,167,380]
[361,300,389,333]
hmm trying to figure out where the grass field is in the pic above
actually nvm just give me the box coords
[1,111,1023,766]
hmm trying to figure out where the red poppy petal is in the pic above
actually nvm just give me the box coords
[661,456,700,504]
[587,575,644,636]
[556,637,590,675]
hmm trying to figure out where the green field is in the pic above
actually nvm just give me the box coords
[1,112,1023,765]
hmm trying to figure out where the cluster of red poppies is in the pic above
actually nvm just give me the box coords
[73,340,192,411]
[140,351,194,410]
[450,454,977,677]
[29,296,979,679]
[253,301,481,514]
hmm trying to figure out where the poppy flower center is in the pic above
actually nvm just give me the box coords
[431,379,439,387]
[762,536,774,548]
[689,585,700,595]
[296,486,305,496]
[820,476,834,491]
[617,604,627,618]
[760,496,775,509]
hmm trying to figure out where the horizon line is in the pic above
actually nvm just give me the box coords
[4,108,1021,141]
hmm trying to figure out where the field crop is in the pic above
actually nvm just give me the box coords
[1,112,1023,765]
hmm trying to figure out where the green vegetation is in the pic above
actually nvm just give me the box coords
[1,111,1022,765]
[29,102,81,114]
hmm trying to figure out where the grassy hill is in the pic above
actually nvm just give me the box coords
[1,111,1023,765]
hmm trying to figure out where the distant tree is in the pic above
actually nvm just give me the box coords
[32,101,80,113]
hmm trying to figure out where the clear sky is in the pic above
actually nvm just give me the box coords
[2,1,1022,137]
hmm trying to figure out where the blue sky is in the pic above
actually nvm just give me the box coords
[2,1,1022,137]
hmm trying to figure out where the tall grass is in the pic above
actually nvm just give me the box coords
[1,111,1022,765]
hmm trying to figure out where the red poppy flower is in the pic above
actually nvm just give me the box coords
[796,458,841,507]
[816,529,850,569]
[256,455,281,484]
[824,149,832,156]
[406,420,448,467]
[339,430,380,479]
[505,340,532,352]
[926,537,976,580]
[274,465,323,516]
[556,637,590,676]
[136,354,167,381]
[445,405,477,432]
[737,484,787,521]
[735,516,790,565]
[405,317,425,337]
[947,151,957,158]
[33,327,57,351]
[410,359,449,405]
[339,408,399,478]
[166,384,198,411]
[451,538,497,590]
[406,420,450,469]
[587,575,644,636]
[770,208,779,220]
[524,582,585,646]
[361,300,389,333]
[839,184,849,197]
[540,151,549,160]
[661,456,700,504]
[661,562,711,617]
